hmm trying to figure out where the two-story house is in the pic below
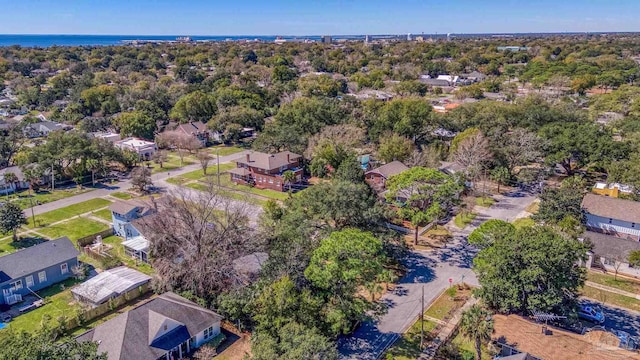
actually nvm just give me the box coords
[581,193,640,240]
[76,292,223,360]
[365,161,409,192]
[229,151,303,192]
[0,237,79,305]
[176,121,215,146]
[110,199,155,263]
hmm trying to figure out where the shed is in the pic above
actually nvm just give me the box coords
[71,266,151,306]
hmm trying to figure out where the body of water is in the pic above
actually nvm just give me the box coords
[0,34,348,47]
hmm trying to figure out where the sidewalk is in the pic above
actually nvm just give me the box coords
[420,297,479,359]
[585,281,640,300]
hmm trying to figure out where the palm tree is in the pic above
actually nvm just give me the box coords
[86,159,100,186]
[2,172,18,198]
[282,170,296,198]
[459,304,494,360]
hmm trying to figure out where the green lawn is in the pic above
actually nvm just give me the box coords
[92,208,113,222]
[110,192,133,200]
[0,237,45,257]
[525,200,540,214]
[581,285,640,312]
[180,163,236,181]
[449,331,493,360]
[8,188,93,210]
[425,291,460,321]
[512,217,535,229]
[185,182,267,207]
[385,319,437,360]
[7,278,81,333]
[147,152,196,174]
[38,217,110,241]
[206,145,244,157]
[475,197,495,207]
[454,212,477,229]
[28,198,112,228]
[215,174,290,201]
[586,272,640,295]
[101,236,153,275]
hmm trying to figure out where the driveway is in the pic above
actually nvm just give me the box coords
[338,190,538,359]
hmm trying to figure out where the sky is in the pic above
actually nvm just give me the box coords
[0,0,639,35]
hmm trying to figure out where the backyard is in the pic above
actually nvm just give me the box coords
[27,198,112,228]
[37,217,109,241]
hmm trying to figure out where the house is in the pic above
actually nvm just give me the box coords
[580,231,640,278]
[110,199,155,263]
[592,182,634,198]
[229,151,303,192]
[92,132,122,143]
[582,193,640,240]
[0,166,30,195]
[438,161,466,176]
[0,237,79,305]
[365,161,409,192]
[24,121,68,138]
[176,121,212,146]
[71,266,151,307]
[114,137,157,161]
[461,71,487,83]
[76,292,223,360]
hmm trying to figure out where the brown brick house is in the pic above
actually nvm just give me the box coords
[229,151,303,192]
[365,161,409,192]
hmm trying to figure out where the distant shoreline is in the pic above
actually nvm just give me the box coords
[1,32,639,48]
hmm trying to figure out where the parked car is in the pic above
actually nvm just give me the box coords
[578,304,605,324]
[0,313,11,322]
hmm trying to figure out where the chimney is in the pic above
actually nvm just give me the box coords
[246,154,250,163]
[287,153,290,163]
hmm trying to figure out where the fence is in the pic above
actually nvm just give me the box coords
[76,228,114,247]
[63,282,151,331]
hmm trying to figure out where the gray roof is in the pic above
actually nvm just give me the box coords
[77,292,223,360]
[176,121,208,136]
[439,161,466,175]
[582,193,640,224]
[0,165,25,181]
[421,78,452,86]
[109,199,152,217]
[34,121,65,132]
[582,231,640,260]
[0,237,79,283]
[71,266,151,305]
[500,354,530,360]
[234,151,301,171]
[366,161,409,179]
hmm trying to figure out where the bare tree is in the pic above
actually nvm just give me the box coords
[305,124,369,159]
[197,150,212,175]
[406,144,444,168]
[156,131,201,165]
[138,186,263,298]
[452,130,493,180]
[152,150,169,169]
[131,167,152,193]
[500,129,543,174]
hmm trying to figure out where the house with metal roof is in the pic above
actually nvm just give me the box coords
[0,237,79,305]
[76,292,223,360]
[71,266,151,307]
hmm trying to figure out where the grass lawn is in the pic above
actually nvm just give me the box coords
[525,200,540,214]
[454,212,476,229]
[7,278,81,333]
[180,163,236,181]
[110,192,133,200]
[424,287,471,321]
[449,330,493,360]
[38,217,110,241]
[207,145,244,157]
[92,208,113,222]
[8,188,93,210]
[185,182,267,207]
[512,217,535,229]
[28,198,112,228]
[0,237,45,257]
[147,152,196,174]
[215,175,290,201]
[385,319,437,360]
[581,285,640,312]
[586,272,640,295]
[475,196,496,207]
[101,236,153,275]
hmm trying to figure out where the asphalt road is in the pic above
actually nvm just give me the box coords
[581,299,640,338]
[338,190,538,359]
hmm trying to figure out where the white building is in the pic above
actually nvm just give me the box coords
[115,138,157,161]
[582,193,640,240]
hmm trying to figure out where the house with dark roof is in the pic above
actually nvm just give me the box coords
[581,193,640,240]
[0,165,30,195]
[581,231,640,277]
[0,237,79,305]
[365,161,409,192]
[230,151,303,192]
[110,199,156,263]
[175,121,217,146]
[76,292,223,360]
[23,121,69,138]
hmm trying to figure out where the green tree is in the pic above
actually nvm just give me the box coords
[2,172,18,196]
[533,176,585,224]
[114,111,157,140]
[86,158,100,186]
[0,202,27,241]
[629,250,640,268]
[490,166,511,193]
[378,133,414,163]
[0,330,106,360]
[170,91,218,123]
[468,219,515,249]
[386,167,462,245]
[474,226,588,314]
[459,305,494,360]
[334,156,365,183]
[251,322,338,360]
[282,170,296,197]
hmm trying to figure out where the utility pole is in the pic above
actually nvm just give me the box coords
[216,148,220,187]
[51,164,55,191]
[420,285,425,349]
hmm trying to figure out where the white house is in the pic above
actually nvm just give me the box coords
[76,292,223,360]
[581,231,640,278]
[582,193,640,240]
[114,137,157,161]
[0,166,30,195]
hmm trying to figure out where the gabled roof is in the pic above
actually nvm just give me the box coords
[76,292,223,360]
[365,161,409,179]
[176,121,208,136]
[582,193,640,224]
[71,266,152,305]
[0,165,25,181]
[109,199,154,217]
[0,237,79,283]
[234,151,301,171]
[581,231,640,260]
